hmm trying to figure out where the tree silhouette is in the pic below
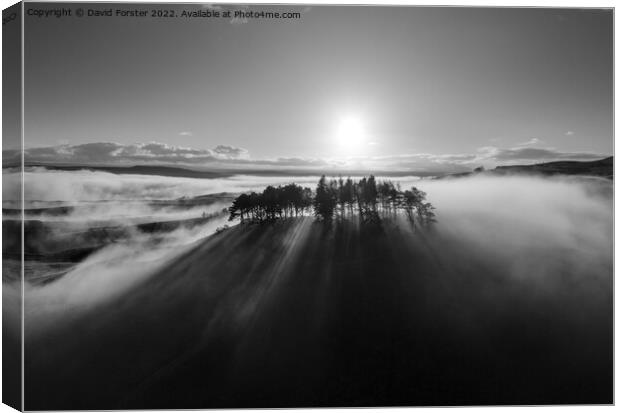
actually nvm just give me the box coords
[401,187,436,228]
[417,201,437,225]
[228,176,436,228]
[342,177,355,216]
[228,183,312,223]
[337,176,346,217]
[314,175,337,221]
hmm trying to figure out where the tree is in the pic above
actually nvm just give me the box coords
[261,186,282,220]
[342,177,355,216]
[313,175,336,221]
[356,175,379,222]
[378,180,399,215]
[366,175,378,211]
[301,186,313,213]
[401,186,435,228]
[228,193,251,222]
[417,202,437,225]
[337,176,346,217]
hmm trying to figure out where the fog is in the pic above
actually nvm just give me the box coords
[23,213,231,330]
[20,201,229,225]
[5,168,322,202]
[415,175,612,286]
[4,168,423,203]
[12,170,612,340]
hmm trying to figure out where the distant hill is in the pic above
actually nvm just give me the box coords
[21,164,233,179]
[16,163,457,179]
[493,156,613,178]
[437,157,613,180]
[8,158,613,180]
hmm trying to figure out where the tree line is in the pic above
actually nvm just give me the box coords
[228,175,436,227]
[228,183,314,222]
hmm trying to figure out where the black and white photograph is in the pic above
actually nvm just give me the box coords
[1,1,614,410]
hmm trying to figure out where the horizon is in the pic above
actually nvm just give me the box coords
[4,152,613,179]
[2,141,613,175]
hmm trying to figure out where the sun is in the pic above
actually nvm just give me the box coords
[336,116,366,148]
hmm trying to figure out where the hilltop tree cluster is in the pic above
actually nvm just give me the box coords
[228,175,436,227]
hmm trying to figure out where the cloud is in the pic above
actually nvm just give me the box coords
[6,141,337,171]
[353,145,607,173]
[212,145,249,159]
[565,131,575,136]
[337,153,475,174]
[8,142,250,166]
[4,140,610,174]
[251,157,329,168]
[516,137,543,146]
[415,174,612,291]
[18,173,613,336]
[23,210,232,321]
[3,168,327,204]
[179,131,193,136]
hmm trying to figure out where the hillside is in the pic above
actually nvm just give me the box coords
[2,192,233,271]
[14,162,453,179]
[18,164,233,179]
[23,216,612,409]
[437,157,613,180]
[494,156,613,178]
[3,215,222,263]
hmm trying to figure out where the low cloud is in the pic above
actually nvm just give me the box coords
[3,168,324,203]
[3,140,609,174]
[17,173,613,337]
[212,145,249,159]
[516,137,543,146]
[23,212,232,324]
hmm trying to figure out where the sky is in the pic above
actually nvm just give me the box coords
[12,3,614,172]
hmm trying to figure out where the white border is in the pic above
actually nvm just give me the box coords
[0,1,616,413]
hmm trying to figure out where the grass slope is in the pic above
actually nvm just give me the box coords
[24,217,612,409]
